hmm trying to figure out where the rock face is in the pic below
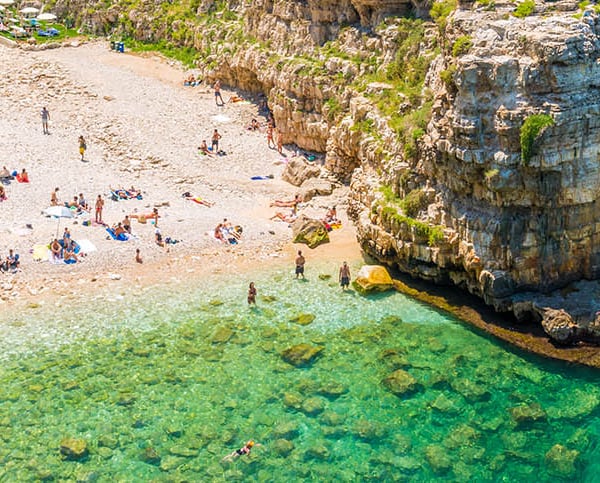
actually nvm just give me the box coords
[282,158,321,187]
[292,215,330,248]
[353,265,394,293]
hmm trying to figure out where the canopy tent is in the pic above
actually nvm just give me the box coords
[0,0,15,6]
[20,7,39,14]
[36,12,56,21]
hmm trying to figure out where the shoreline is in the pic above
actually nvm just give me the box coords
[1,40,600,368]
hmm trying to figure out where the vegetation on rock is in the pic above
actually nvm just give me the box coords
[520,114,555,165]
[513,0,536,18]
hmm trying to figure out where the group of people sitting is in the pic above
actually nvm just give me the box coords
[1,167,28,184]
[110,186,142,201]
[214,219,243,244]
[50,228,83,264]
[51,188,90,214]
[183,74,202,87]
[107,217,133,241]
[0,249,20,273]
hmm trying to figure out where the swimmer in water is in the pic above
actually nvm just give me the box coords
[222,440,260,461]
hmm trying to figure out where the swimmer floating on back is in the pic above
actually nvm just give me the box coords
[222,440,261,462]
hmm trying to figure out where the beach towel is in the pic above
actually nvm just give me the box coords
[77,239,97,253]
[32,244,49,262]
[250,175,274,180]
[106,227,129,241]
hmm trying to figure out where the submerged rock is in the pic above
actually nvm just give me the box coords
[281,343,324,367]
[509,402,547,426]
[425,444,452,474]
[282,392,303,410]
[141,446,161,465]
[211,326,234,344]
[304,444,330,461]
[382,369,419,397]
[273,438,295,457]
[159,455,186,472]
[59,438,88,461]
[545,444,579,477]
[379,348,410,371]
[353,265,394,293]
[272,421,300,440]
[354,419,387,441]
[301,397,325,416]
[289,313,316,326]
[316,381,348,399]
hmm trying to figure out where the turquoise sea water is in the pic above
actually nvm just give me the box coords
[1,263,600,481]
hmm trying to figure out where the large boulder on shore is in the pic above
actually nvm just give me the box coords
[292,215,329,248]
[281,343,324,367]
[541,308,578,345]
[282,158,321,187]
[354,265,394,293]
[300,178,334,201]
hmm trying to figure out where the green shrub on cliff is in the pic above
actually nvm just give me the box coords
[400,189,427,218]
[520,113,555,165]
[513,0,536,18]
[452,36,472,57]
[380,205,445,246]
[430,0,457,30]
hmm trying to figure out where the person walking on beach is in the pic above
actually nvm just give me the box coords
[295,250,306,279]
[135,248,143,263]
[95,194,104,223]
[41,107,50,134]
[248,282,257,305]
[267,124,275,149]
[214,79,224,106]
[78,135,87,161]
[339,261,351,291]
[212,129,222,153]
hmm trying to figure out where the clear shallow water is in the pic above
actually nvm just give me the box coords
[1,264,600,481]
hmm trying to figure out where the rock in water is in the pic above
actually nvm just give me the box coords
[382,369,419,396]
[292,215,329,248]
[281,343,324,367]
[289,313,316,325]
[541,308,578,345]
[59,438,88,461]
[545,444,579,477]
[354,265,394,293]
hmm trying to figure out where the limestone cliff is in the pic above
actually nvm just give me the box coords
[42,0,600,339]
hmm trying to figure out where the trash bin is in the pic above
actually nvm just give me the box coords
[117,42,124,53]
[110,41,115,50]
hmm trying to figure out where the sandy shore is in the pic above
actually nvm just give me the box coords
[0,40,362,311]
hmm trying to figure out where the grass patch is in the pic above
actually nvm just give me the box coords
[452,35,472,57]
[381,205,445,246]
[520,113,554,165]
[400,189,427,218]
[513,0,535,18]
[125,39,199,67]
[430,0,457,30]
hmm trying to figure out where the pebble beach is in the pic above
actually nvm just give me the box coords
[0,40,360,310]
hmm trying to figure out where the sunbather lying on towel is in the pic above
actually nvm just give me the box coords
[130,208,159,225]
[182,192,214,207]
[110,186,142,200]
[270,194,301,208]
[271,210,298,223]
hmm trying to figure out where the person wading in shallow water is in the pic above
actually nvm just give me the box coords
[339,261,351,291]
[295,250,306,279]
[247,282,257,305]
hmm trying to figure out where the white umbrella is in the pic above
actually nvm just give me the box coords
[0,0,14,5]
[20,7,39,13]
[45,206,74,238]
[0,6,5,11]
[36,12,56,21]
[46,206,74,218]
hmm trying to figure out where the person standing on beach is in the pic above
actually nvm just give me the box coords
[214,79,224,106]
[248,282,257,305]
[135,248,143,263]
[95,194,104,223]
[267,124,275,149]
[212,129,222,153]
[339,261,351,290]
[295,250,306,279]
[78,135,87,161]
[41,107,50,134]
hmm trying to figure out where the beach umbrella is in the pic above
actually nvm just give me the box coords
[36,12,56,21]
[20,6,39,13]
[45,206,74,237]
[0,0,14,5]
[0,6,5,11]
